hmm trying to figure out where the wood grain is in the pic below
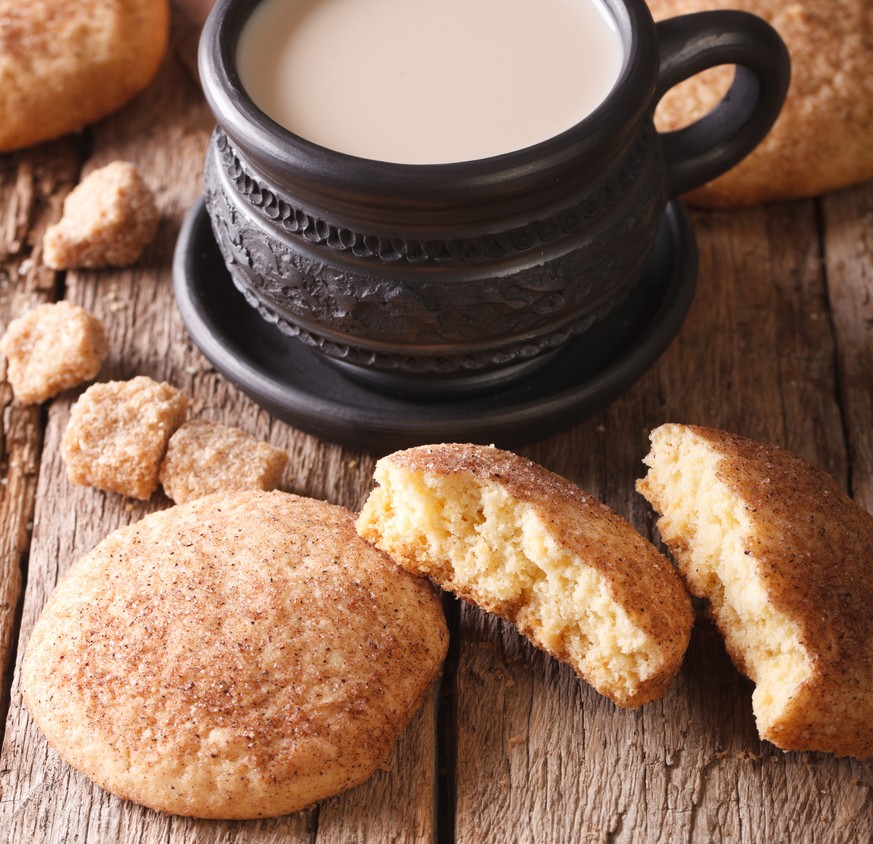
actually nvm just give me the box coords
[0,140,84,744]
[822,182,873,512]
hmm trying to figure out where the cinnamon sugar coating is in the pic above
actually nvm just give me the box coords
[1,301,108,403]
[0,0,169,152]
[62,376,190,500]
[21,491,448,818]
[649,0,873,205]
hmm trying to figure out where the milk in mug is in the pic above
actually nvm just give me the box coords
[237,0,624,164]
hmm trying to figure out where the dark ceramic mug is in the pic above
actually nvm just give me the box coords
[198,0,789,396]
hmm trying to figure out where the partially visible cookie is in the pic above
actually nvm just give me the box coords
[22,491,448,818]
[649,0,873,205]
[637,423,873,758]
[62,376,190,500]
[1,301,108,404]
[160,419,288,504]
[0,0,169,152]
[356,443,692,708]
[43,161,159,269]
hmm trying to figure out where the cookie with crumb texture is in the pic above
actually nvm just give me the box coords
[0,0,169,152]
[357,443,692,708]
[637,423,873,758]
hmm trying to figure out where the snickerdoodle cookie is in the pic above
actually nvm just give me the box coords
[637,423,873,758]
[649,0,873,205]
[0,1,169,152]
[22,491,448,818]
[357,443,692,708]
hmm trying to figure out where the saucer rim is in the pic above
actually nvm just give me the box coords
[172,198,697,454]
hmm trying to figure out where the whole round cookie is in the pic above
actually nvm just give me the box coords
[22,491,448,818]
[649,0,873,206]
[0,0,169,152]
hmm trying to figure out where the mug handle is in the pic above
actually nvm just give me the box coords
[654,11,790,197]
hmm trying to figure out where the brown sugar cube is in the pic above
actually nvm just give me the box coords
[62,376,190,500]
[159,419,289,504]
[1,301,108,404]
[43,161,159,269]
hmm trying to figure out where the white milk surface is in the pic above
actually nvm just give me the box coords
[238,0,624,164]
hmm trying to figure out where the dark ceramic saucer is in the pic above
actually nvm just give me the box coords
[173,198,697,454]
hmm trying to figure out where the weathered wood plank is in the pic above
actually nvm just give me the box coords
[0,141,84,745]
[0,35,437,844]
[822,181,873,512]
[452,199,872,843]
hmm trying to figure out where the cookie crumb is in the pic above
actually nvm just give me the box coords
[357,443,692,708]
[637,422,873,757]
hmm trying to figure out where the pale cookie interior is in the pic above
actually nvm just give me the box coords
[360,464,665,702]
[638,430,809,728]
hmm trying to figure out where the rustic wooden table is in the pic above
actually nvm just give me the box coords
[0,15,871,844]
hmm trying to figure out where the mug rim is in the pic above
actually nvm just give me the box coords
[199,0,659,200]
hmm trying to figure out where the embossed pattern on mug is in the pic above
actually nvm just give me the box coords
[237,0,624,164]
